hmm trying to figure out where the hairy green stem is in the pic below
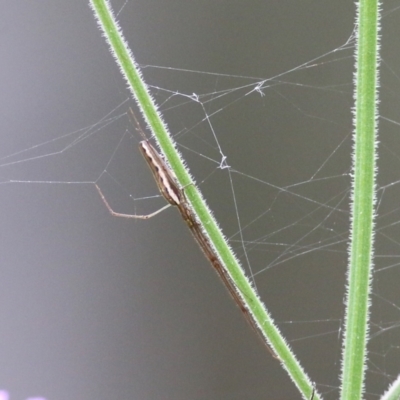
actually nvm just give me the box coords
[89,0,317,398]
[340,1,380,399]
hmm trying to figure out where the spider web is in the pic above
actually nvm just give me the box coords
[1,1,400,400]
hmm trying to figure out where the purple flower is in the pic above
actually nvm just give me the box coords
[0,391,46,400]
[0,391,8,400]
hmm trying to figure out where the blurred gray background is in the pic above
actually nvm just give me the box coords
[1,1,400,400]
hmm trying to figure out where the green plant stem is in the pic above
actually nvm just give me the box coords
[340,1,380,399]
[89,0,317,399]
